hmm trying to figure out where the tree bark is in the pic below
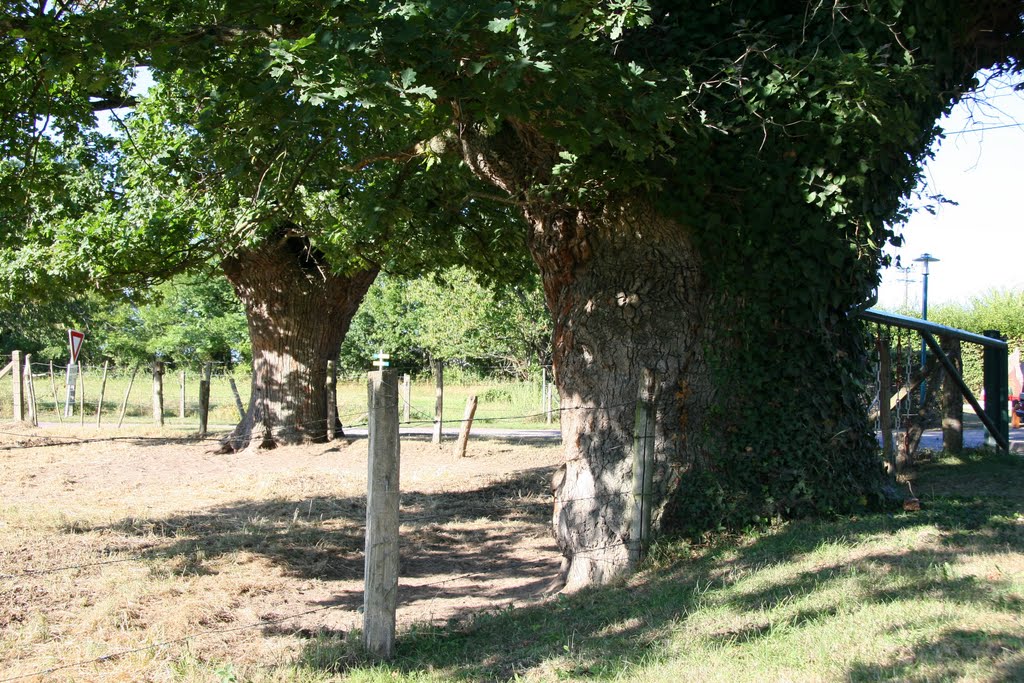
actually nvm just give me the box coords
[531,203,714,591]
[220,229,377,451]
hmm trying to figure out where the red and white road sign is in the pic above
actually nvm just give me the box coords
[68,329,85,363]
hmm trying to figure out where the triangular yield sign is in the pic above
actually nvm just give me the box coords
[68,329,85,363]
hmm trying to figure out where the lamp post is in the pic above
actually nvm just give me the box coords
[914,253,940,405]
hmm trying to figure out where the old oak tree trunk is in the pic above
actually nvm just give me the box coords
[220,229,377,451]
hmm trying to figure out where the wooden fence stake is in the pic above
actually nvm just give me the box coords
[152,361,164,427]
[629,368,657,568]
[402,373,411,423]
[198,363,212,437]
[116,365,139,428]
[0,359,13,380]
[23,354,37,426]
[12,351,24,422]
[326,359,336,441]
[541,367,547,413]
[452,395,478,459]
[48,361,63,424]
[95,361,109,427]
[545,380,553,424]
[432,361,444,444]
[78,362,85,427]
[876,331,895,476]
[941,336,964,454]
[179,370,187,419]
[228,372,245,420]
[363,369,400,658]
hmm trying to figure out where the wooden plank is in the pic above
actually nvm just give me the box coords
[0,360,13,380]
[363,370,400,658]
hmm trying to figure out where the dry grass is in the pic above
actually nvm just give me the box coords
[0,424,562,682]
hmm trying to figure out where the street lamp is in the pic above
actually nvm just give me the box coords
[914,253,940,405]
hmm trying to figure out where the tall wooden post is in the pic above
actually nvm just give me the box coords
[941,336,963,454]
[12,351,24,422]
[198,363,212,437]
[629,369,657,568]
[364,369,400,658]
[152,361,165,427]
[95,361,109,426]
[541,367,547,413]
[179,370,187,419]
[876,331,895,475]
[23,354,37,427]
[402,373,411,423]
[452,395,479,459]
[432,360,444,444]
[326,359,337,441]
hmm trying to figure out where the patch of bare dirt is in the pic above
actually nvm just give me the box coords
[0,423,562,680]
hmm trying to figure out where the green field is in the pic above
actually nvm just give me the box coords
[0,366,560,431]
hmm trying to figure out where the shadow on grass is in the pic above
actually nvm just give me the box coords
[276,450,1024,681]
[92,464,559,605]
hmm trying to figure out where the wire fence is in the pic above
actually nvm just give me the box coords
[0,399,648,682]
[0,359,563,430]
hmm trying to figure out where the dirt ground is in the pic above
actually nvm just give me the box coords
[0,424,563,681]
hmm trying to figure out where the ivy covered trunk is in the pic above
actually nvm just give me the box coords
[220,230,377,451]
[528,202,715,590]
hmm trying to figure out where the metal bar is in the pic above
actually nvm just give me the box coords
[921,331,1008,452]
[859,309,1008,349]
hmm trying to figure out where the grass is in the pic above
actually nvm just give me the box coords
[281,449,1024,682]
[0,369,558,430]
[2,432,1021,682]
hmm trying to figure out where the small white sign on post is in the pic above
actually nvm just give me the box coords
[372,350,391,372]
[65,329,85,418]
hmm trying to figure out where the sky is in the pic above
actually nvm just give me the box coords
[876,73,1024,311]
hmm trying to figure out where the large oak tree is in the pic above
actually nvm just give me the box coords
[3,0,1022,588]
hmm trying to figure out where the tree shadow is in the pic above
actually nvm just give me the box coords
[94,464,560,609]
[279,451,1024,681]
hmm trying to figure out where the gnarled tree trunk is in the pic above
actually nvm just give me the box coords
[533,203,714,591]
[220,230,377,451]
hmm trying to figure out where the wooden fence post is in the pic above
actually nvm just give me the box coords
[198,363,212,437]
[48,361,63,424]
[116,365,139,428]
[152,361,164,427]
[12,351,24,422]
[545,379,553,424]
[364,369,400,658]
[402,373,411,423]
[326,359,336,441]
[23,354,37,427]
[541,367,547,413]
[227,371,245,420]
[452,395,478,459]
[432,360,444,444]
[179,370,187,419]
[78,362,85,427]
[629,368,657,568]
[941,336,963,454]
[95,361,109,427]
[876,331,895,476]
